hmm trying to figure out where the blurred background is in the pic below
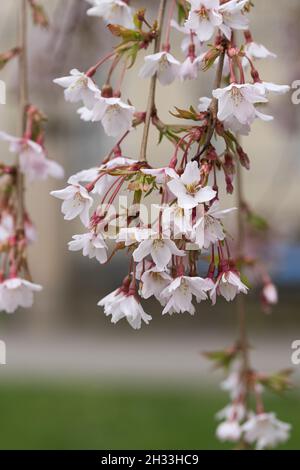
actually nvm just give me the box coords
[0,0,299,450]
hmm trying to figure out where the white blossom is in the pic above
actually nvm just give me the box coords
[180,56,203,81]
[216,403,246,423]
[133,236,185,270]
[192,201,236,249]
[198,96,212,112]
[0,278,43,314]
[51,178,93,226]
[212,83,268,126]
[185,0,222,43]
[0,131,64,182]
[220,367,245,401]
[86,0,134,29]
[171,19,206,56]
[71,157,137,195]
[216,420,242,443]
[161,204,193,239]
[259,82,290,96]
[262,283,278,305]
[117,227,154,246]
[167,161,216,209]
[139,52,180,86]
[53,69,99,109]
[140,267,172,304]
[90,93,135,137]
[161,276,214,315]
[242,413,291,450]
[68,232,108,263]
[218,0,249,40]
[244,42,276,61]
[210,270,248,304]
[98,290,152,329]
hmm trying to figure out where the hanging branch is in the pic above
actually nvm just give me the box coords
[139,0,168,162]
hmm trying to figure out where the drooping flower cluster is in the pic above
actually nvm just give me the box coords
[0,4,63,314]
[51,0,292,448]
[0,106,64,313]
[207,349,292,449]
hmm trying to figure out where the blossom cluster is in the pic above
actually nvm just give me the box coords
[52,0,289,328]
[209,349,292,449]
[0,106,64,313]
[51,0,291,448]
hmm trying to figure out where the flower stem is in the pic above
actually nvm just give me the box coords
[192,47,226,162]
[236,148,250,398]
[16,0,28,236]
[139,0,168,162]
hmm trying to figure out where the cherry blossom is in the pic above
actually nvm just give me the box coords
[210,269,248,304]
[86,0,134,29]
[0,131,64,181]
[185,0,222,43]
[180,56,203,81]
[259,82,290,96]
[51,179,93,226]
[216,420,242,443]
[167,162,216,209]
[216,403,246,423]
[53,69,99,109]
[218,0,249,40]
[245,41,276,61]
[191,201,236,249]
[161,204,193,239]
[212,83,268,126]
[171,19,206,56]
[242,413,291,450]
[117,227,154,246]
[133,236,185,270]
[161,276,214,315]
[139,51,180,86]
[220,366,245,400]
[68,232,108,264]
[98,289,152,329]
[0,278,43,314]
[89,93,135,137]
[71,157,137,195]
[262,283,278,306]
[140,267,172,305]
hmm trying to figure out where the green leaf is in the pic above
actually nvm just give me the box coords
[258,369,293,394]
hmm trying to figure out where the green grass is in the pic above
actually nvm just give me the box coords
[0,382,298,450]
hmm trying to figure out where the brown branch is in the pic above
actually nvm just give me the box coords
[192,48,226,162]
[139,0,168,162]
[236,142,251,408]
[16,0,28,236]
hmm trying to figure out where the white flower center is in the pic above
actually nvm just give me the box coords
[74,191,86,204]
[159,55,170,71]
[185,183,198,194]
[196,6,209,20]
[179,279,189,294]
[72,76,88,90]
[230,87,244,106]
[153,239,165,249]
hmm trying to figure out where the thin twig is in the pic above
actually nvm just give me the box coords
[236,144,250,398]
[139,0,168,162]
[192,48,226,162]
[16,0,28,235]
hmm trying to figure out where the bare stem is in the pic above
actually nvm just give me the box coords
[236,151,250,393]
[139,0,167,162]
[16,0,28,235]
[192,48,225,162]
